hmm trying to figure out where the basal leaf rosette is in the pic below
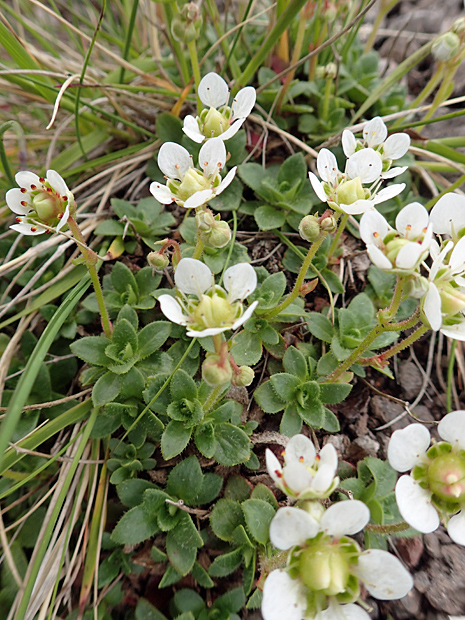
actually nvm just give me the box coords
[388,412,465,545]
[342,117,410,180]
[266,434,339,500]
[158,258,258,337]
[183,72,256,143]
[360,202,432,274]
[150,138,236,209]
[308,148,405,215]
[7,169,74,235]
[262,502,413,620]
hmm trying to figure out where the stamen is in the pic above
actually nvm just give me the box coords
[30,184,37,190]
[20,188,27,193]
[275,470,283,478]
[315,454,320,462]
[46,187,53,193]
[299,456,304,463]
[204,161,209,167]
[20,201,28,207]
[58,213,63,219]
[30,226,37,232]
[175,164,180,169]
[62,196,68,201]
[15,217,22,223]
[39,177,45,183]
[373,232,380,238]
[406,224,412,231]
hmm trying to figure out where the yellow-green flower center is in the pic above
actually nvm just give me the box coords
[192,293,236,330]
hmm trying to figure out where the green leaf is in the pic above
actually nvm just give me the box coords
[243,550,256,595]
[224,475,251,502]
[322,407,340,432]
[192,562,214,588]
[319,383,352,404]
[172,512,203,548]
[138,321,171,359]
[214,586,246,614]
[158,564,182,588]
[270,373,300,400]
[156,112,184,143]
[167,456,203,504]
[193,472,223,506]
[280,403,303,436]
[161,421,193,460]
[209,176,243,211]
[241,499,275,544]
[135,598,168,620]
[250,483,279,510]
[117,479,158,508]
[111,262,138,296]
[364,457,398,498]
[170,369,198,401]
[166,529,197,576]
[278,152,307,186]
[297,398,326,428]
[92,372,122,406]
[254,205,286,231]
[238,162,268,193]
[111,505,159,545]
[194,423,216,459]
[69,336,110,366]
[254,381,286,413]
[283,346,308,380]
[305,312,334,343]
[210,499,245,541]
[252,271,287,311]
[214,424,251,466]
[209,548,243,577]
[230,331,263,365]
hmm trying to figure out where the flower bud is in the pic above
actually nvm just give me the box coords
[432,32,460,62]
[193,293,236,330]
[171,2,202,43]
[299,543,349,596]
[147,251,170,269]
[202,353,232,386]
[335,178,365,206]
[196,211,231,249]
[232,365,254,387]
[32,192,62,224]
[436,281,465,317]
[319,213,338,234]
[299,215,321,242]
[428,452,465,502]
[453,17,465,35]
[202,107,228,139]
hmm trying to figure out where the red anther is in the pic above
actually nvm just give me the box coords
[20,188,27,193]
[30,226,37,232]
[20,201,27,207]
[275,470,283,478]
[39,177,45,183]
[15,217,22,223]
[62,196,68,201]
[45,229,51,234]
[46,187,52,193]
[204,161,208,167]
[299,456,304,463]
[406,224,412,231]
[175,164,180,169]
[58,213,63,219]
[217,162,221,167]
[373,232,380,238]
[315,454,321,462]
[30,184,37,190]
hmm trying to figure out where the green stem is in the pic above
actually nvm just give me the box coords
[365,521,411,534]
[363,0,399,53]
[163,3,190,85]
[203,384,225,413]
[275,6,308,113]
[375,320,426,363]
[425,172,465,210]
[192,235,205,260]
[263,233,327,320]
[320,76,333,122]
[328,212,347,261]
[188,39,202,111]
[67,216,112,338]
[447,338,457,413]
[204,0,241,80]
[119,0,139,84]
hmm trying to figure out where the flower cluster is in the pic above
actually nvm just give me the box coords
[388,411,465,545]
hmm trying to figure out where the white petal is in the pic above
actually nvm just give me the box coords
[360,210,390,246]
[283,461,315,494]
[269,506,319,549]
[184,189,214,209]
[174,258,213,296]
[438,410,465,449]
[198,73,229,108]
[266,449,282,484]
[149,182,175,205]
[346,148,382,183]
[395,243,424,270]
[231,86,256,118]
[186,326,228,337]
[341,130,357,157]
[312,463,337,493]
[423,284,442,331]
[309,172,328,202]
[56,202,70,232]
[395,475,439,533]
[388,424,430,472]
[10,221,46,235]
[447,510,465,546]
[319,500,369,538]
[231,300,258,330]
[366,244,393,270]
[317,149,339,184]
[215,167,237,196]
[339,199,374,215]
[395,202,429,238]
[199,137,226,177]
[318,443,338,472]
[449,235,465,271]
[182,115,205,143]
[158,295,187,325]
[158,142,191,179]
[430,193,465,236]
[219,118,244,141]
[372,183,405,204]
[285,434,316,466]
[363,117,387,148]
[223,263,257,301]
[440,322,465,340]
[383,133,410,160]
[6,188,32,215]
[355,549,413,600]
[46,169,68,195]
[381,166,408,179]
[262,570,306,620]
[15,171,40,189]
[320,603,370,620]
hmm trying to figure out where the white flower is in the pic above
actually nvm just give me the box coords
[429,192,465,240]
[308,148,405,215]
[6,169,73,235]
[360,202,432,273]
[266,435,339,500]
[183,72,256,143]
[262,502,413,620]
[388,412,465,544]
[342,117,410,179]
[158,258,258,337]
[150,138,236,209]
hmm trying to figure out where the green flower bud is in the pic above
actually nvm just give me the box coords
[32,191,63,224]
[202,107,228,139]
[319,213,338,234]
[453,17,465,35]
[200,220,231,249]
[202,353,232,386]
[437,281,465,317]
[171,2,202,43]
[232,365,254,387]
[299,543,349,596]
[335,178,365,206]
[178,168,210,202]
[193,293,236,330]
[299,215,321,242]
[428,452,465,502]
[432,32,460,62]
[147,251,170,269]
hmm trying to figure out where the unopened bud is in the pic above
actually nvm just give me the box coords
[299,215,321,242]
[319,213,337,233]
[453,17,465,36]
[432,32,460,62]
[335,177,366,206]
[232,365,254,387]
[428,452,465,502]
[202,353,232,386]
[171,2,202,43]
[147,251,169,269]
[299,543,349,596]
[200,220,231,249]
